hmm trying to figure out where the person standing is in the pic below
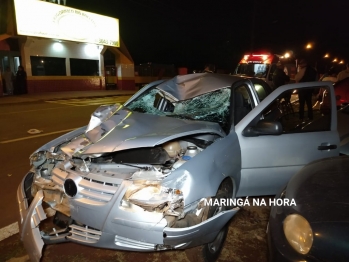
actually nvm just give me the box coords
[272,61,290,88]
[313,68,337,108]
[203,64,215,73]
[2,66,14,95]
[337,63,349,82]
[272,61,291,101]
[295,59,317,121]
[15,66,27,94]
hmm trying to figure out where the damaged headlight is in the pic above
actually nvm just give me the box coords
[123,181,183,215]
[30,151,47,167]
[30,151,67,168]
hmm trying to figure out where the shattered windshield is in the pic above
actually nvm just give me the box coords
[127,87,231,128]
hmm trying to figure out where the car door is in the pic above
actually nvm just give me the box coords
[234,81,340,197]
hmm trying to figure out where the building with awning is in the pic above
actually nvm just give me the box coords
[0,0,136,93]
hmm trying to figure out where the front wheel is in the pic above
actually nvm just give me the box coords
[201,191,231,262]
[186,180,233,262]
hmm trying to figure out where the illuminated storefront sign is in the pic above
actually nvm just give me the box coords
[14,0,120,47]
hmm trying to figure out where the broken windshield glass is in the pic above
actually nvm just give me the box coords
[127,87,231,128]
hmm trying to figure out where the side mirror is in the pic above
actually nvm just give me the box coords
[242,120,283,137]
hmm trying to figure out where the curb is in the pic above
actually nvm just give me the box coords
[39,93,136,101]
[0,92,136,105]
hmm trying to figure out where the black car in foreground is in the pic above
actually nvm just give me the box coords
[268,156,349,262]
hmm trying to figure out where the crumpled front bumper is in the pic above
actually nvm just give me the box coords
[17,173,46,262]
[17,172,239,261]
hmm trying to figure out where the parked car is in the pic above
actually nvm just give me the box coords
[319,77,349,113]
[267,156,349,262]
[17,73,343,262]
[333,77,349,106]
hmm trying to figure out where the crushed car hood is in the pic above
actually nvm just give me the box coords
[79,108,225,155]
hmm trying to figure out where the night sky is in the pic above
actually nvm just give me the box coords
[67,0,349,72]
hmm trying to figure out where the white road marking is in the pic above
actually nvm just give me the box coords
[0,97,130,114]
[6,255,30,262]
[0,96,129,246]
[0,106,76,115]
[0,128,78,144]
[45,96,129,106]
[0,222,19,242]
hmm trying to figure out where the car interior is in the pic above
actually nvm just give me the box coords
[234,85,253,125]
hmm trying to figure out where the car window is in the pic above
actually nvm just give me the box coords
[236,63,269,77]
[268,64,277,81]
[253,79,273,102]
[249,79,272,102]
[234,84,253,125]
[253,83,268,101]
[254,64,269,78]
[261,85,332,133]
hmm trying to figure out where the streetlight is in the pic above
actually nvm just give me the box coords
[306,43,312,49]
[324,53,329,58]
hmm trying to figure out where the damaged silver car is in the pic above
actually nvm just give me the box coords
[17,73,341,262]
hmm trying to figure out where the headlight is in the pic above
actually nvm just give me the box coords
[283,214,313,254]
[30,151,66,167]
[30,151,47,167]
[123,181,183,212]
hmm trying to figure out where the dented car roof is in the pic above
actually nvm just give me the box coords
[156,73,242,101]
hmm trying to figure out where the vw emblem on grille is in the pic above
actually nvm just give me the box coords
[63,174,82,198]
[64,179,78,197]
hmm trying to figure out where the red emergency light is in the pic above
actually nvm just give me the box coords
[240,53,274,64]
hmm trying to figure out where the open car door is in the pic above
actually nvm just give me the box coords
[235,81,340,196]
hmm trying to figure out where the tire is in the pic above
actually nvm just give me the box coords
[201,195,230,261]
[184,180,233,262]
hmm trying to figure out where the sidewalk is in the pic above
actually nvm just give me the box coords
[0,90,137,105]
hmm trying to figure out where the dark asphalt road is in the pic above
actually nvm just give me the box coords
[0,96,130,228]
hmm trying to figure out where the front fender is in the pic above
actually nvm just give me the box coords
[163,208,239,248]
[33,126,86,153]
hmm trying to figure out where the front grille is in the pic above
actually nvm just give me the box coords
[67,224,102,244]
[52,167,119,203]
